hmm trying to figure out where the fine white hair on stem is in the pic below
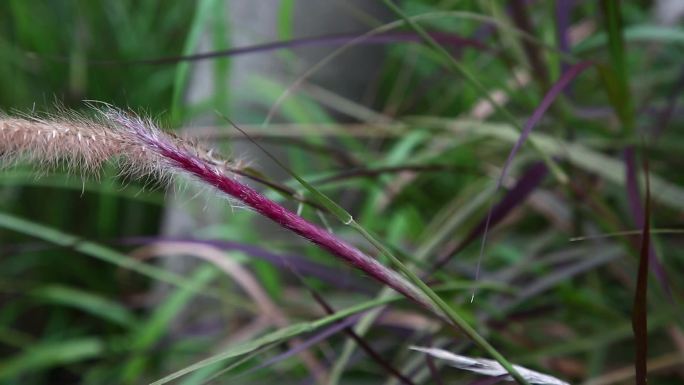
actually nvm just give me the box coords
[99,107,431,309]
[410,346,570,385]
[1,105,431,316]
[0,107,241,183]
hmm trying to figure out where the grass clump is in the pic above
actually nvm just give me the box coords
[0,1,683,385]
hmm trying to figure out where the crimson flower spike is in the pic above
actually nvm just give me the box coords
[103,108,430,310]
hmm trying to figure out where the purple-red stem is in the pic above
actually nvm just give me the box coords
[107,111,427,310]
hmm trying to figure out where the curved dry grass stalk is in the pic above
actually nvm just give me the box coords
[131,242,328,384]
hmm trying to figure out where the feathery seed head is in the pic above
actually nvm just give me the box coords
[0,106,429,313]
[0,108,239,182]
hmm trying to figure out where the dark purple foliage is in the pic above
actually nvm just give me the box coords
[463,61,592,283]
[252,314,362,373]
[431,162,548,272]
[119,236,373,293]
[94,32,487,66]
[499,61,592,187]
[631,156,650,385]
[555,0,575,75]
[624,147,671,298]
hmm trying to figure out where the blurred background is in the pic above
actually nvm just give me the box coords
[0,1,683,384]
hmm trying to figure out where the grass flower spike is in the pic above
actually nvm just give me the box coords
[102,108,429,309]
[0,107,427,311]
[1,110,201,179]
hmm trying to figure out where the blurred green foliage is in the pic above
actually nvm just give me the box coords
[1,1,683,384]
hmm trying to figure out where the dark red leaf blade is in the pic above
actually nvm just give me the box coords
[624,147,671,299]
[632,156,650,385]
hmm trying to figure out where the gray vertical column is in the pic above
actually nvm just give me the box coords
[227,0,389,122]
[158,1,390,304]
[164,0,389,233]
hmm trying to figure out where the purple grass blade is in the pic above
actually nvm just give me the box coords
[430,162,548,273]
[425,352,445,385]
[118,236,373,293]
[624,147,671,299]
[464,162,548,252]
[280,249,417,385]
[499,246,622,313]
[498,61,592,190]
[469,61,593,294]
[632,156,650,385]
[625,148,645,234]
[243,314,362,375]
[89,32,487,66]
[309,290,416,385]
[555,0,574,75]
[471,22,496,42]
